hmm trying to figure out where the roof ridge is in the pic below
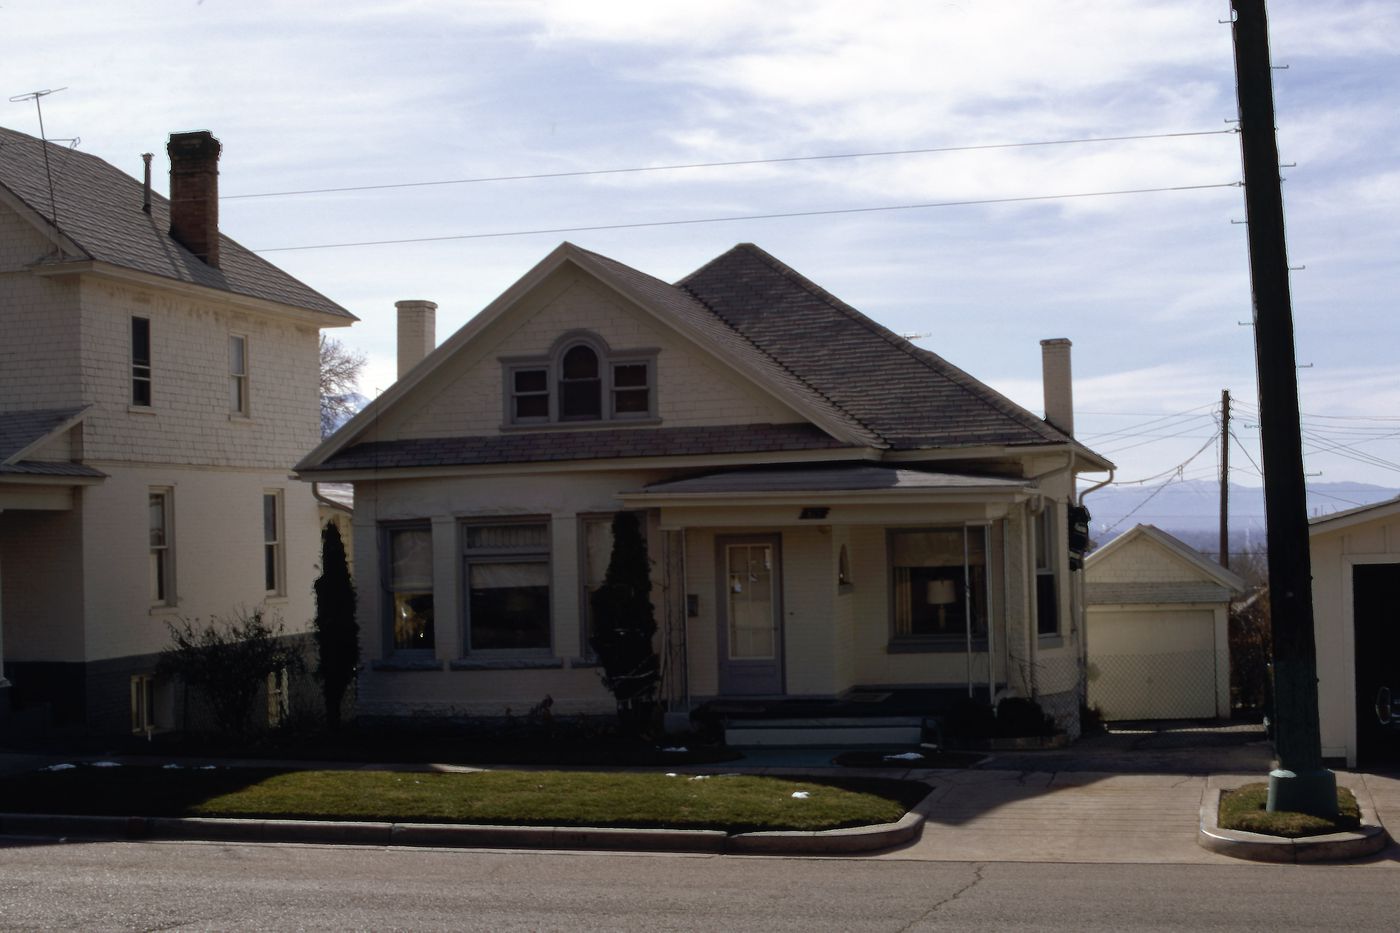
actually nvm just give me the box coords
[675,245,891,446]
[729,243,1069,446]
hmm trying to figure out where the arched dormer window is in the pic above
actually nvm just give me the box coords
[560,344,602,420]
[502,331,658,427]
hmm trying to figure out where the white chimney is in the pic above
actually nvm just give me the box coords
[396,300,437,379]
[1040,338,1074,437]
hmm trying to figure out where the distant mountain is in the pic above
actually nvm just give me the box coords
[1079,479,1400,559]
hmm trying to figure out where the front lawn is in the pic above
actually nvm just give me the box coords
[2,765,928,834]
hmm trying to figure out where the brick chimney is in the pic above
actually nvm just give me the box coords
[167,131,221,267]
[397,300,437,379]
[1040,337,1074,437]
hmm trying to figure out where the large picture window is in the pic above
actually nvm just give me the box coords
[385,525,435,652]
[464,521,551,654]
[503,333,656,426]
[890,527,988,644]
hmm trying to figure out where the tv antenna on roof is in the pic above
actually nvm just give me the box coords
[8,87,69,239]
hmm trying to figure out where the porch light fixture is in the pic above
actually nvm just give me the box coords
[798,507,829,520]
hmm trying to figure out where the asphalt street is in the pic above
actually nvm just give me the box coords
[0,838,1396,931]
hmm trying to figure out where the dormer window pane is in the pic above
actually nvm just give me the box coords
[612,362,650,415]
[512,367,549,420]
[560,345,601,420]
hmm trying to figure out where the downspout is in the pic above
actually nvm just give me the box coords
[1025,497,1039,698]
[311,481,341,514]
[1075,460,1116,707]
[1001,517,1012,703]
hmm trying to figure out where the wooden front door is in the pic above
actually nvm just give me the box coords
[1354,562,1400,767]
[716,535,783,696]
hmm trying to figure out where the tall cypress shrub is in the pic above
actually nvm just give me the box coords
[313,521,359,730]
[589,511,659,734]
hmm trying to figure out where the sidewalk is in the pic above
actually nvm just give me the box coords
[2,725,1397,864]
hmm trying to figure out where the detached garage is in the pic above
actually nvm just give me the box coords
[1084,525,1244,721]
[1309,496,1400,768]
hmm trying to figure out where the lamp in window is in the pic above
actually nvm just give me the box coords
[927,579,957,629]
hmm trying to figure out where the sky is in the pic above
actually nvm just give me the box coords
[5,0,1399,495]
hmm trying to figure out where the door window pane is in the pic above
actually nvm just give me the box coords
[727,544,775,659]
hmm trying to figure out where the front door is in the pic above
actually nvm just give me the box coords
[716,535,783,696]
[1354,562,1400,767]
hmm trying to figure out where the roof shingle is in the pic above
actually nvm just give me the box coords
[0,126,353,320]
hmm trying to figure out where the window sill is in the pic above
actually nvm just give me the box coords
[450,657,564,671]
[569,657,600,669]
[148,604,180,616]
[837,583,854,595]
[228,413,254,424]
[887,638,990,655]
[498,417,662,433]
[263,595,288,605]
[1037,634,1065,649]
[128,405,157,415]
[370,658,444,672]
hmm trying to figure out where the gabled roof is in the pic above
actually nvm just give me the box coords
[1084,523,1246,593]
[679,243,1105,459]
[0,126,354,321]
[1308,495,1400,537]
[0,407,105,479]
[300,241,1111,475]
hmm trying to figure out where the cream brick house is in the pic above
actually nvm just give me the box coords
[298,243,1111,738]
[0,126,355,733]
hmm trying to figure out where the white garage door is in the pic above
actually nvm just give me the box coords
[1087,609,1219,720]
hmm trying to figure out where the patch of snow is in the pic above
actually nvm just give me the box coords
[162,764,184,770]
[198,765,217,770]
[791,791,811,799]
[660,747,688,753]
[41,763,76,772]
[688,774,711,781]
[91,761,121,768]
[665,772,679,778]
[883,752,925,761]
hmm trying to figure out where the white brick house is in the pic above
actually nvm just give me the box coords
[0,127,355,733]
[298,243,1111,736]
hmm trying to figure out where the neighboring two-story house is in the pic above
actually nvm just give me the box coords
[296,242,1111,735]
[0,126,355,733]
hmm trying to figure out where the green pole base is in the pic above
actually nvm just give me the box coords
[1267,768,1338,817]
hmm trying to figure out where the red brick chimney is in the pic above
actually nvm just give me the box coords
[167,131,221,267]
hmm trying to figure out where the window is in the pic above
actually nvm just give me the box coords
[385,525,435,652]
[263,491,284,595]
[131,674,155,734]
[579,513,646,657]
[1035,508,1059,636]
[503,334,655,426]
[132,316,152,406]
[149,489,173,605]
[464,520,551,654]
[837,544,852,588]
[890,527,988,643]
[229,334,248,415]
[560,345,602,420]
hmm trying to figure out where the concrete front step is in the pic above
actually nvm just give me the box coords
[725,715,926,747]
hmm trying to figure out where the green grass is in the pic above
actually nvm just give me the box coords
[2,765,928,834]
[1218,782,1362,838]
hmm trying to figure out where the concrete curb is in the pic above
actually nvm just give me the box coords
[1197,785,1391,862]
[0,807,923,856]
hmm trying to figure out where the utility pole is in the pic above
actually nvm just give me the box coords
[1219,389,1230,569]
[1230,0,1335,815]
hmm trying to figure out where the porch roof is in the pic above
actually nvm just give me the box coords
[624,464,1028,501]
[0,407,105,481]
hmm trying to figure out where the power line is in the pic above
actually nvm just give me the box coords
[255,181,1241,253]
[1102,431,1221,487]
[225,128,1239,201]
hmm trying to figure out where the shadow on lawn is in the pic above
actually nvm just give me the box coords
[2,765,287,818]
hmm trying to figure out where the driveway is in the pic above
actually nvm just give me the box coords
[977,719,1274,774]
